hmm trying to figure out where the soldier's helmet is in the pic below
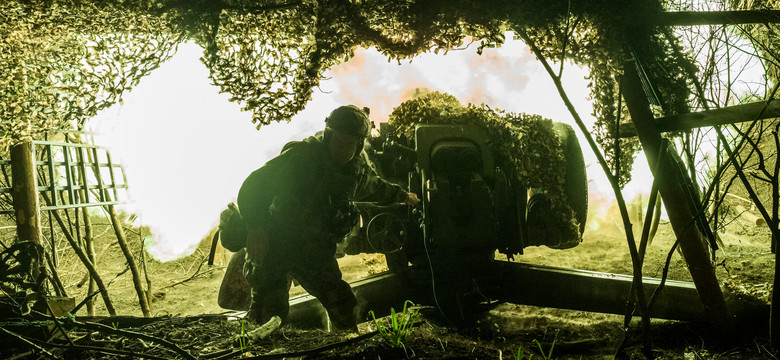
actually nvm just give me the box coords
[325,105,371,139]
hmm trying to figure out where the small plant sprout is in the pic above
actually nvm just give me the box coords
[238,319,247,351]
[515,345,530,360]
[369,300,421,349]
[533,337,556,360]
[515,332,557,360]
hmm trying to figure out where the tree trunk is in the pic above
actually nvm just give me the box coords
[619,99,780,137]
[10,140,43,281]
[10,140,42,244]
[71,133,151,317]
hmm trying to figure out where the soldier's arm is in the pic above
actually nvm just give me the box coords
[352,158,417,205]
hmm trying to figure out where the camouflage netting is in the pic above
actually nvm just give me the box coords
[728,0,780,85]
[4,0,776,187]
[388,92,580,244]
[187,0,680,186]
[0,1,180,150]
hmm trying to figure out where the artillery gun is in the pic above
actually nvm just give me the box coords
[354,121,587,260]
[218,119,736,328]
[337,121,588,322]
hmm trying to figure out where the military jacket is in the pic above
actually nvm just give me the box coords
[237,136,405,244]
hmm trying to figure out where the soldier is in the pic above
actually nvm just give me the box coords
[237,105,420,331]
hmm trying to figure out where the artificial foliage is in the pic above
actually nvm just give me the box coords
[0,1,180,150]
[3,0,765,185]
[388,91,580,244]
[514,0,699,186]
[728,0,780,85]
[191,3,321,127]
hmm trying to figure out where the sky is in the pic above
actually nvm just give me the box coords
[89,34,658,260]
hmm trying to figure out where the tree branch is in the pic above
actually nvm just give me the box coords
[41,194,116,316]
[0,326,58,359]
[75,320,196,360]
[515,26,653,356]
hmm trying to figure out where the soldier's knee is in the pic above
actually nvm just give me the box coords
[249,288,290,325]
[322,283,356,308]
[321,287,357,331]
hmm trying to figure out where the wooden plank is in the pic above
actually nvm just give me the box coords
[106,152,120,203]
[77,146,90,205]
[622,61,733,329]
[34,140,102,148]
[64,145,76,206]
[91,147,107,202]
[0,202,124,215]
[283,262,768,329]
[46,144,58,207]
[620,99,780,137]
[657,10,780,26]
[39,201,124,211]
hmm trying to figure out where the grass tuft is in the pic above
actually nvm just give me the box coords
[369,300,420,349]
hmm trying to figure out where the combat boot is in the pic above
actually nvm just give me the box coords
[246,289,290,325]
[321,288,358,332]
[326,304,357,332]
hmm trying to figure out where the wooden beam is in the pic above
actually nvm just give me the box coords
[622,61,733,330]
[657,10,780,26]
[620,99,780,138]
[284,262,768,329]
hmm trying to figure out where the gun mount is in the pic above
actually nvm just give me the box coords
[346,122,587,264]
[219,121,763,328]
[339,121,590,322]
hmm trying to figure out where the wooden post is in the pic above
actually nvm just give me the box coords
[622,62,732,329]
[10,139,43,244]
[775,230,780,346]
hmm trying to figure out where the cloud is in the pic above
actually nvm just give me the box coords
[325,37,538,124]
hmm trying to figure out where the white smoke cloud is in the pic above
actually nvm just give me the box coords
[90,34,656,260]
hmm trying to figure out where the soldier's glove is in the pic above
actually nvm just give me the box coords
[331,206,359,239]
[218,203,248,252]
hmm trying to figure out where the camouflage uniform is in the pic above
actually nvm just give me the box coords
[237,135,405,329]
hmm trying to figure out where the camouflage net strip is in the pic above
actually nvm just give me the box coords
[388,92,580,244]
[0,1,181,151]
[6,0,765,191]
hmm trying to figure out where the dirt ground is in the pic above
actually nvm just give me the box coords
[2,198,777,359]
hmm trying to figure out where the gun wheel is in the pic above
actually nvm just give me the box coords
[366,212,406,254]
